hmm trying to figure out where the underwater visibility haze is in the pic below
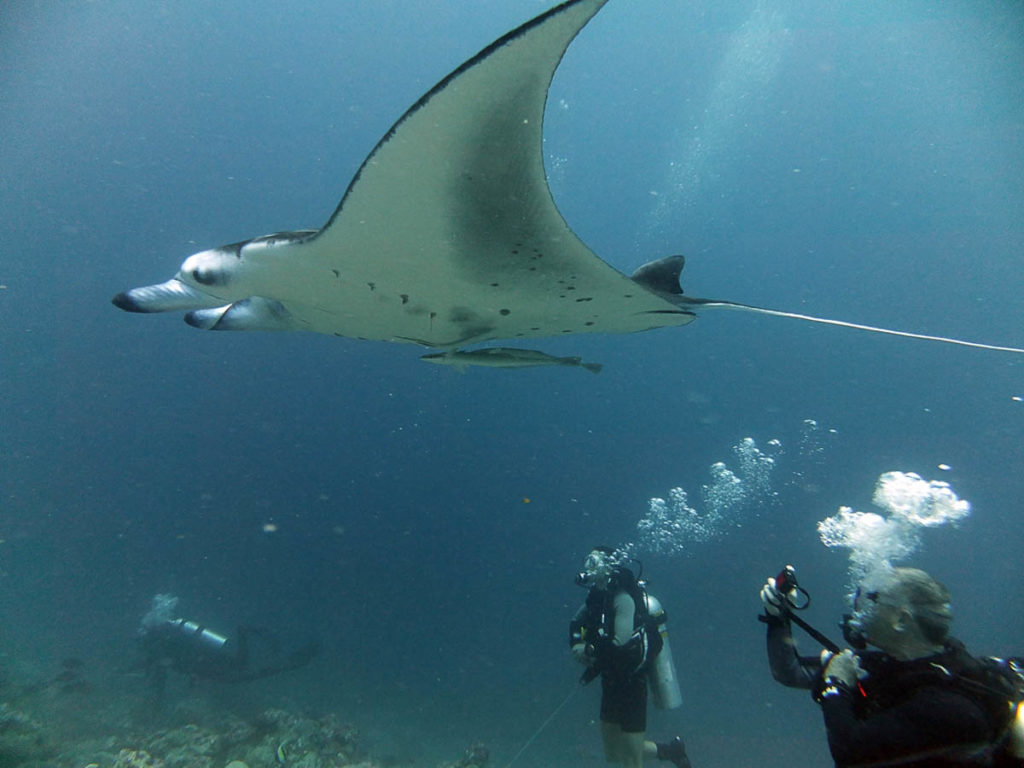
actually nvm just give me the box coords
[1,1,1023,767]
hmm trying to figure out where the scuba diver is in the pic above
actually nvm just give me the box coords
[760,565,1024,767]
[569,547,692,768]
[137,594,319,705]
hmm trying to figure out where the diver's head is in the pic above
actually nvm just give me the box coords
[139,593,181,636]
[575,546,621,590]
[843,567,952,660]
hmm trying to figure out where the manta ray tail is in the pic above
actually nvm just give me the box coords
[632,255,1024,354]
[687,297,1024,355]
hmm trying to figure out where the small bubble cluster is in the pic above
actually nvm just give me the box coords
[636,436,780,556]
[636,487,715,555]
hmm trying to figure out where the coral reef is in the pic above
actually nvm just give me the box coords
[0,663,486,768]
[0,701,55,767]
[0,701,487,768]
[442,743,490,768]
[111,749,164,768]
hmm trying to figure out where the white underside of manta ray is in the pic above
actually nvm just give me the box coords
[112,0,1024,358]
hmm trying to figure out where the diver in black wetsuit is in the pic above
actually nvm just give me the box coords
[570,547,692,768]
[137,594,318,706]
[760,566,1024,767]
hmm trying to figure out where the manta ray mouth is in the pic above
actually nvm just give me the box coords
[111,279,224,314]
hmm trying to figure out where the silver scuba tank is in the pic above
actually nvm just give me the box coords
[644,593,683,710]
[168,618,229,653]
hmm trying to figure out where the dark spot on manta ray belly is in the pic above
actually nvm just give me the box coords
[400,294,409,304]
[499,308,511,316]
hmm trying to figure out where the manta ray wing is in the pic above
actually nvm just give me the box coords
[287,0,692,346]
[112,0,693,347]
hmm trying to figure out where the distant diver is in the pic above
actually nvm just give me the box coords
[137,594,319,704]
[570,547,692,768]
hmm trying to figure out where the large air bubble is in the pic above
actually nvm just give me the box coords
[818,471,971,589]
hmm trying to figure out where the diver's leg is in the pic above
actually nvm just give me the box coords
[144,661,169,717]
[618,731,645,768]
[234,626,251,670]
[601,721,625,763]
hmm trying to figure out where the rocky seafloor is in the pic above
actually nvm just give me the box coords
[0,663,490,768]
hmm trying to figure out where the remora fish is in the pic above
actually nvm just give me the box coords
[421,347,602,374]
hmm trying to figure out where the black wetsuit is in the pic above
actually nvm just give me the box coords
[570,572,659,733]
[766,615,1019,767]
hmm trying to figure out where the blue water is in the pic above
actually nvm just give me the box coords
[1,1,1022,766]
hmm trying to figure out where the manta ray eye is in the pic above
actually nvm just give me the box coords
[191,267,222,286]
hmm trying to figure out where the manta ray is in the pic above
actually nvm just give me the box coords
[112,0,1024,357]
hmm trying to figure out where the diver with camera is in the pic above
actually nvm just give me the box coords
[760,565,1024,767]
[570,547,692,768]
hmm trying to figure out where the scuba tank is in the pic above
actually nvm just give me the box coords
[1009,700,1024,760]
[1006,658,1024,760]
[644,593,683,710]
[166,618,229,653]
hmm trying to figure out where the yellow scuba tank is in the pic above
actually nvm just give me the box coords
[644,593,683,710]
[1008,700,1024,759]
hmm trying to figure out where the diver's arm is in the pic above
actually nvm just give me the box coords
[589,592,647,678]
[611,592,636,646]
[818,685,992,766]
[765,615,821,689]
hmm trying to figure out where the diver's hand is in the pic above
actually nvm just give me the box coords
[571,642,594,666]
[821,649,864,688]
[760,577,788,618]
